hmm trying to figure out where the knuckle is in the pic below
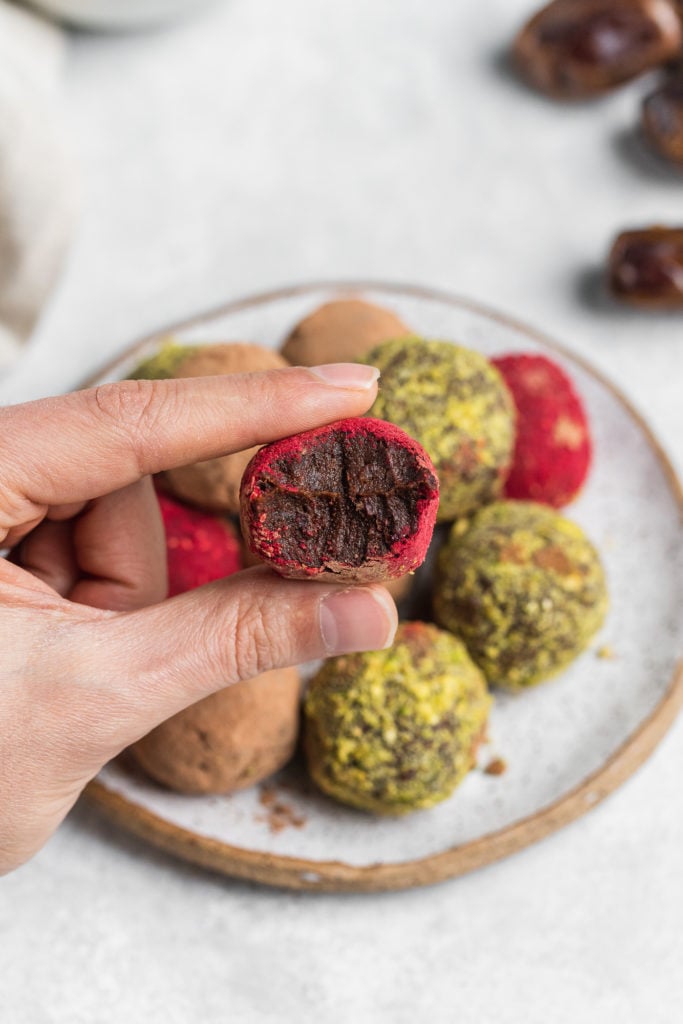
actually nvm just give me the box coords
[240,372,284,427]
[90,381,177,468]
[202,594,291,684]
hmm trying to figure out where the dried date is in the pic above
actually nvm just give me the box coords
[642,78,683,164]
[607,227,683,308]
[514,0,682,99]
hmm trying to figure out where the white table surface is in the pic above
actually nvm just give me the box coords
[1,2,682,1021]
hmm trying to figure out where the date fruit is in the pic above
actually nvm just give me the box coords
[514,0,682,99]
[642,78,683,163]
[607,227,683,308]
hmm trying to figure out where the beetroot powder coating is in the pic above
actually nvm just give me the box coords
[239,418,440,582]
[158,492,243,596]
[491,354,592,508]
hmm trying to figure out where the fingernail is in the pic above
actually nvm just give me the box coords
[319,586,398,656]
[307,363,380,390]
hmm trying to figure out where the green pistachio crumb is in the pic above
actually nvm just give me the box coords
[304,622,491,815]
[434,501,608,691]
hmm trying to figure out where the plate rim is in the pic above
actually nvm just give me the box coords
[83,279,683,892]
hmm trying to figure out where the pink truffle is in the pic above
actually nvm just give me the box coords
[158,492,243,596]
[240,418,439,582]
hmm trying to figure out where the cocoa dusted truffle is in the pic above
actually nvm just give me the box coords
[157,492,242,597]
[130,491,299,795]
[434,501,608,691]
[513,0,682,100]
[364,337,515,522]
[492,353,592,508]
[303,622,491,815]
[130,667,301,795]
[130,340,289,515]
[281,298,410,366]
[240,418,439,582]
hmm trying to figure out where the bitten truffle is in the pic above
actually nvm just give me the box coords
[281,298,410,366]
[303,622,491,815]
[130,667,302,794]
[240,418,439,582]
[434,501,608,691]
[130,340,289,515]
[492,353,592,507]
[513,0,682,100]
[157,492,242,597]
[364,338,515,522]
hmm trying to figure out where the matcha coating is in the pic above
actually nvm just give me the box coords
[304,622,491,814]
[128,340,195,381]
[364,338,515,521]
[130,340,288,515]
[281,298,410,366]
[434,501,608,691]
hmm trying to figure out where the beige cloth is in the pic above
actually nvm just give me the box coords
[0,2,77,370]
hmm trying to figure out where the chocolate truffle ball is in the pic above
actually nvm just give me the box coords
[157,492,243,597]
[492,353,592,508]
[281,298,410,366]
[304,622,491,815]
[240,418,439,582]
[364,337,515,522]
[130,667,301,795]
[130,341,289,515]
[434,502,608,691]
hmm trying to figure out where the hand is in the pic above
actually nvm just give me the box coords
[0,363,398,875]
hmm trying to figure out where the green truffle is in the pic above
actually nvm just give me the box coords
[434,501,608,691]
[304,622,491,815]
[128,340,195,380]
[363,337,515,521]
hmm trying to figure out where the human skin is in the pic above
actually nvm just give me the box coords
[0,363,397,875]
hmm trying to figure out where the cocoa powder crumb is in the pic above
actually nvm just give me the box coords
[257,784,307,834]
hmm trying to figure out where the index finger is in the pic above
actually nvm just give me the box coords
[0,363,379,533]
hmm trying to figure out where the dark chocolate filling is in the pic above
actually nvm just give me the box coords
[254,431,435,569]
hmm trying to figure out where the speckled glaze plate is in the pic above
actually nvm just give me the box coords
[85,282,683,892]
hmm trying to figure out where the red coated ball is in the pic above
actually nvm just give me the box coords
[157,492,243,596]
[239,417,440,582]
[491,353,592,508]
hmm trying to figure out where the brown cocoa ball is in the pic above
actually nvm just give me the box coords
[130,666,302,795]
[513,0,682,100]
[281,298,410,366]
[161,343,289,515]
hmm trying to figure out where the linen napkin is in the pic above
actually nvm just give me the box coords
[0,1,77,370]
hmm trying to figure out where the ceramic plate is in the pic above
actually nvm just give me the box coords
[86,282,683,891]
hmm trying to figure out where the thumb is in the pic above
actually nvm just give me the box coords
[74,567,398,753]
